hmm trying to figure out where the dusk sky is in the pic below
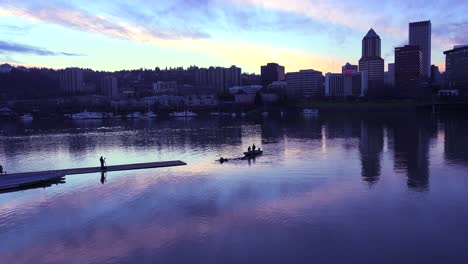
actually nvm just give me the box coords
[0,0,466,73]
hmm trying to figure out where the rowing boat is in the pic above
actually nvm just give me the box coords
[243,150,263,157]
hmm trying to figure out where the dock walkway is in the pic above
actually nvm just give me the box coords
[0,160,186,191]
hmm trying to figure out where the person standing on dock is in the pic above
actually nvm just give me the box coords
[100,156,106,170]
[252,144,256,151]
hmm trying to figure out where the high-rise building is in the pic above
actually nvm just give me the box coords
[60,68,84,94]
[444,45,468,95]
[224,66,242,90]
[195,65,241,94]
[261,63,285,87]
[342,62,358,74]
[285,69,324,99]
[384,63,395,88]
[325,71,368,97]
[359,29,384,97]
[430,65,442,86]
[395,45,422,97]
[409,20,431,79]
[101,76,118,97]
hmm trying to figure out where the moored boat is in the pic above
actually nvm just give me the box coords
[303,108,319,115]
[19,113,33,121]
[72,111,103,119]
[139,111,157,119]
[170,111,198,118]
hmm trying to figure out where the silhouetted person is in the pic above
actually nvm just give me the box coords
[0,165,5,175]
[100,156,106,170]
[252,144,256,151]
[100,171,106,184]
[248,146,251,153]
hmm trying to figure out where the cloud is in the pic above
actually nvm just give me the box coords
[0,1,211,41]
[0,40,85,56]
[0,24,34,36]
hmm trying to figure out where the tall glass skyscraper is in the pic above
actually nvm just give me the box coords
[359,28,384,97]
[409,20,431,80]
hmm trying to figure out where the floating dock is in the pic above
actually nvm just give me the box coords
[0,160,187,191]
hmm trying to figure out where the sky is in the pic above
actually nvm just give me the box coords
[0,0,466,73]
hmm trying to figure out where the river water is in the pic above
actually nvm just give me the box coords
[0,113,467,263]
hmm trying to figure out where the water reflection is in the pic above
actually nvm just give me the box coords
[359,119,384,186]
[387,114,436,191]
[0,113,462,193]
[1,113,468,263]
[444,114,468,167]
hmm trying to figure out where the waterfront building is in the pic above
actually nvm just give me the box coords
[153,81,178,95]
[100,76,118,98]
[267,81,288,96]
[443,45,468,96]
[359,29,384,97]
[395,45,422,97]
[325,71,368,97]
[261,63,285,87]
[195,66,241,95]
[409,20,431,79]
[60,68,84,94]
[285,69,324,99]
[228,85,262,95]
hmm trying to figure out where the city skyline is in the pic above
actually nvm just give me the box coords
[0,1,467,73]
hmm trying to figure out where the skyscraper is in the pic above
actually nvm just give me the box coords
[395,45,422,98]
[409,20,431,79]
[443,45,468,96]
[261,63,285,87]
[359,29,384,97]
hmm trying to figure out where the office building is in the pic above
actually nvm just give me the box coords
[342,63,358,74]
[285,69,324,99]
[101,76,118,97]
[195,65,241,94]
[385,63,395,88]
[430,65,442,86]
[409,20,431,79]
[325,71,368,97]
[153,81,177,95]
[359,29,384,97]
[395,45,422,97]
[60,68,84,94]
[261,63,285,87]
[444,45,468,95]
[224,66,242,90]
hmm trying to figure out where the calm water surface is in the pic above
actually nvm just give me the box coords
[0,113,467,263]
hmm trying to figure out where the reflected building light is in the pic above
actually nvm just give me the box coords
[321,125,327,153]
[383,127,389,153]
